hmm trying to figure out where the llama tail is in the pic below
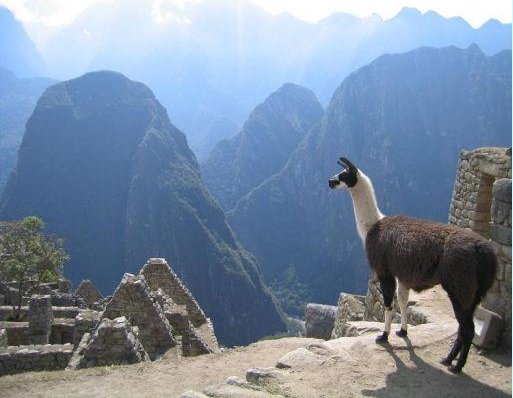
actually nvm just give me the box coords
[474,241,498,302]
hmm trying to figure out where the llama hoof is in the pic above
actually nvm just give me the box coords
[440,358,452,366]
[448,365,462,374]
[375,332,389,344]
[395,328,407,338]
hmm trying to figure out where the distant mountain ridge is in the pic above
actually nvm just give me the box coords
[0,66,55,194]
[0,6,45,77]
[31,2,511,157]
[0,71,286,345]
[227,45,512,315]
[202,83,323,210]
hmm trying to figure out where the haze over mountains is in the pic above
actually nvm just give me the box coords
[227,45,512,315]
[8,1,511,157]
[0,71,286,345]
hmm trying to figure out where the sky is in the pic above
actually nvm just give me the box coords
[1,0,511,29]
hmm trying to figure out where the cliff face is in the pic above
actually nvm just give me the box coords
[0,71,285,345]
[229,45,512,314]
[202,83,323,210]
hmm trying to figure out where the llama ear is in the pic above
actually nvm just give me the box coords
[339,157,358,172]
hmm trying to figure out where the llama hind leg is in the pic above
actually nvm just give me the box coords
[396,281,409,337]
[449,301,478,373]
[376,275,396,344]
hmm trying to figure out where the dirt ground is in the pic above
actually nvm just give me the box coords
[0,287,510,398]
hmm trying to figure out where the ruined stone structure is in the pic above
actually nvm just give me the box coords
[449,147,512,347]
[140,259,208,327]
[75,280,103,307]
[140,259,219,352]
[67,317,149,370]
[102,273,177,360]
[0,279,100,376]
[69,258,218,370]
[0,258,219,376]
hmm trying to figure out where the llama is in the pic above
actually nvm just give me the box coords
[328,156,497,373]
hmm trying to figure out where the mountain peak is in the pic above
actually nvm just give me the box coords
[395,7,423,19]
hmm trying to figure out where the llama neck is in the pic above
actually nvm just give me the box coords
[350,171,384,241]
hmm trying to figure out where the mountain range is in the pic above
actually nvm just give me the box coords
[18,1,512,158]
[0,71,286,345]
[226,45,512,315]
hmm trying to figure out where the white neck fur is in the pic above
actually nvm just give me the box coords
[349,170,384,241]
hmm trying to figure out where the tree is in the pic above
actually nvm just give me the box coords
[0,216,69,320]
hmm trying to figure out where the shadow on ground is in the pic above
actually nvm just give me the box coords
[361,338,510,398]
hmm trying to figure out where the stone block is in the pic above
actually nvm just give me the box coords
[491,199,511,225]
[28,295,53,345]
[473,306,504,349]
[305,303,337,340]
[490,224,512,246]
[493,179,512,204]
[0,329,6,347]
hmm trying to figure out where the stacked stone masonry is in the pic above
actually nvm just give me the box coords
[449,147,511,347]
[140,260,207,327]
[75,280,103,306]
[102,273,177,360]
[0,344,73,376]
[0,258,219,376]
[27,295,53,345]
[67,317,149,370]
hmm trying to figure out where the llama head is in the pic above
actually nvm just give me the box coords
[329,156,358,189]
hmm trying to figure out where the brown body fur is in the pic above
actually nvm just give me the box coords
[366,216,496,310]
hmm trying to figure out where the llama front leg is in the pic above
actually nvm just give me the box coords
[376,275,396,344]
[396,281,409,337]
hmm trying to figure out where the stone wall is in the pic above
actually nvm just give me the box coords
[448,147,512,347]
[140,259,208,327]
[102,273,177,360]
[0,344,73,376]
[0,306,80,321]
[67,317,149,370]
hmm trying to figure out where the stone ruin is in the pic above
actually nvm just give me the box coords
[0,257,219,376]
[449,147,511,347]
[75,280,103,307]
[67,317,149,370]
[307,146,511,350]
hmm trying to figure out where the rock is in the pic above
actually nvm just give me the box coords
[203,384,282,398]
[305,303,337,340]
[225,376,262,391]
[276,346,327,369]
[473,306,504,349]
[493,179,512,204]
[245,367,283,385]
[331,293,366,338]
[490,225,512,246]
[179,391,210,398]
